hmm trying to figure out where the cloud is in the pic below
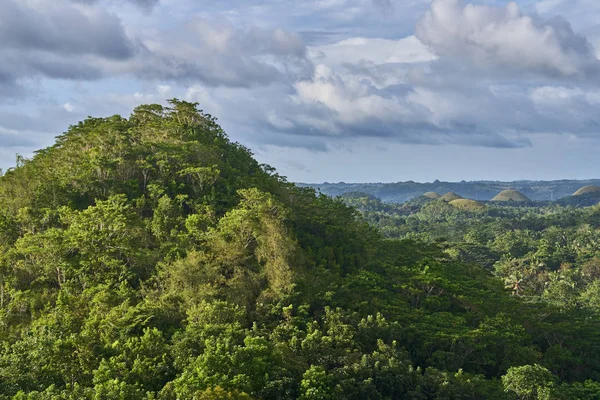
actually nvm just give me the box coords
[535,0,566,15]
[530,86,600,135]
[232,23,600,151]
[131,0,159,7]
[0,0,137,97]
[124,18,313,87]
[372,0,393,13]
[71,0,160,11]
[0,107,75,134]
[0,0,314,98]
[0,68,22,97]
[311,36,435,67]
[4,0,600,168]
[255,61,533,149]
[174,33,559,151]
[416,0,600,79]
[270,36,536,148]
[0,0,134,59]
[0,130,36,148]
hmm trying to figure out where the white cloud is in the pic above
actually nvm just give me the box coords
[63,102,75,112]
[0,0,315,97]
[117,18,313,87]
[311,36,436,66]
[156,85,171,96]
[416,0,599,78]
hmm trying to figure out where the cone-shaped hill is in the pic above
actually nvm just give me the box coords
[449,199,486,212]
[440,192,464,201]
[491,189,529,202]
[573,185,600,196]
[422,191,441,199]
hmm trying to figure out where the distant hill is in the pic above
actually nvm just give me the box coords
[422,191,441,199]
[574,185,600,196]
[491,190,530,202]
[440,192,464,201]
[449,199,486,212]
[300,179,600,203]
[558,191,600,207]
[339,191,379,201]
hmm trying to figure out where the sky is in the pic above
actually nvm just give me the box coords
[1,0,600,183]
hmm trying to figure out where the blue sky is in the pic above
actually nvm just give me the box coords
[1,0,600,183]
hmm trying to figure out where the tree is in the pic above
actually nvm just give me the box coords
[502,364,556,400]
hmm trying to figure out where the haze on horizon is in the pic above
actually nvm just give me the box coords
[1,0,600,183]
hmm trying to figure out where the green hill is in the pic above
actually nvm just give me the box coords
[0,100,598,398]
[491,189,530,202]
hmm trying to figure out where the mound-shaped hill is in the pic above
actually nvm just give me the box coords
[573,185,600,196]
[449,199,486,212]
[491,190,529,202]
[558,189,600,207]
[422,191,441,199]
[440,192,464,201]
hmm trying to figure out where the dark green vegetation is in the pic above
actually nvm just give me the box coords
[1,101,600,399]
[342,191,600,397]
[304,179,600,202]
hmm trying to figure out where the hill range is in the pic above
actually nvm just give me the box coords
[301,179,600,203]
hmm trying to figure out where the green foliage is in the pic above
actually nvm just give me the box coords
[502,364,556,400]
[93,328,174,393]
[1,101,600,398]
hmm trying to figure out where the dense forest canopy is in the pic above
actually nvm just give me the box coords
[1,100,600,399]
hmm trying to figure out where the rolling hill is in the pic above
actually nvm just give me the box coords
[440,192,464,201]
[303,179,600,203]
[491,190,530,202]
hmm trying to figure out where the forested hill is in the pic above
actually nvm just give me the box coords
[1,100,600,399]
[302,179,600,203]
